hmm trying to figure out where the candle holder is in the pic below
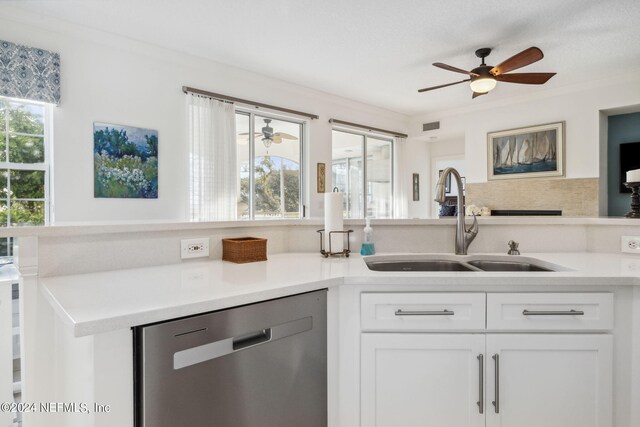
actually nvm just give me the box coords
[623,182,640,218]
[317,229,353,257]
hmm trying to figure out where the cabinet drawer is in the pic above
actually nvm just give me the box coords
[361,293,485,331]
[487,293,613,331]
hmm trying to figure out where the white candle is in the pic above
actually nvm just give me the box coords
[324,192,344,253]
[627,169,640,183]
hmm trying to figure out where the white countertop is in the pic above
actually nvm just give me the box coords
[2,216,639,238]
[39,252,640,337]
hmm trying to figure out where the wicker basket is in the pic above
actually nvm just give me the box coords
[222,237,268,263]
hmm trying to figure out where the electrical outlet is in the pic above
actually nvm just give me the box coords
[181,238,210,259]
[621,236,640,254]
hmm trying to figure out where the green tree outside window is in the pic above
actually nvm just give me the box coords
[240,156,300,218]
[0,98,48,227]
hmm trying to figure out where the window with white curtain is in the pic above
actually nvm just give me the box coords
[187,94,238,221]
[235,111,304,220]
[187,95,305,222]
[331,129,393,219]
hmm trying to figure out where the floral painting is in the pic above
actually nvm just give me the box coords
[94,122,158,198]
[487,121,564,180]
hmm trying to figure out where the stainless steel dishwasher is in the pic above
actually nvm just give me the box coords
[134,290,327,427]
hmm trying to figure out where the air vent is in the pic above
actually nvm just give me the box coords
[422,121,440,132]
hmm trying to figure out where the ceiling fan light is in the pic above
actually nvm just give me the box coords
[262,137,273,149]
[469,77,497,93]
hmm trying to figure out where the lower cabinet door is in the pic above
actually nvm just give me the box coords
[361,333,485,427]
[485,334,612,427]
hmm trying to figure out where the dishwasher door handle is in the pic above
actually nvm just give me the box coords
[174,316,312,369]
[233,328,272,350]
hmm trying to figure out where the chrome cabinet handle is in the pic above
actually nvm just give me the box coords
[492,354,499,413]
[394,309,455,316]
[477,354,484,414]
[522,309,585,316]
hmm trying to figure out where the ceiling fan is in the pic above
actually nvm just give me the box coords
[238,118,299,149]
[418,47,556,98]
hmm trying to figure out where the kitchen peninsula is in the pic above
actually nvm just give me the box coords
[6,217,640,427]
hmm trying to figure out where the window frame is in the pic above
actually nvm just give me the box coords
[236,108,306,220]
[0,97,53,227]
[331,128,394,219]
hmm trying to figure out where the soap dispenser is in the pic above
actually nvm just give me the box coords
[360,218,376,255]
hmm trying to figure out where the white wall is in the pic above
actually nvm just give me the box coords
[4,6,639,224]
[410,73,640,185]
[0,7,409,223]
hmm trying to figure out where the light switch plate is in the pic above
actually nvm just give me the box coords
[181,238,210,259]
[621,236,640,254]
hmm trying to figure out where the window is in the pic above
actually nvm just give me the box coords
[0,97,51,228]
[332,129,393,218]
[236,111,304,219]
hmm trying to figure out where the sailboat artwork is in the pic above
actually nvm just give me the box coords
[487,122,565,180]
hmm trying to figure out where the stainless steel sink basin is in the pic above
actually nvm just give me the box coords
[364,254,568,272]
[366,260,474,272]
[467,260,552,272]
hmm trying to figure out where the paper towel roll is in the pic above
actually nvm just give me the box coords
[324,192,344,253]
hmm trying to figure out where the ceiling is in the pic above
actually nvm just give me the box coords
[5,0,640,115]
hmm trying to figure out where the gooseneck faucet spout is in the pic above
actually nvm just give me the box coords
[434,167,478,255]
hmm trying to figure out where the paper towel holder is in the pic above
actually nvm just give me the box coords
[317,229,353,258]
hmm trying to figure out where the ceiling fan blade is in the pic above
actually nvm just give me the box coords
[273,132,298,140]
[472,91,487,99]
[418,79,470,93]
[433,63,479,76]
[495,72,556,84]
[490,47,544,76]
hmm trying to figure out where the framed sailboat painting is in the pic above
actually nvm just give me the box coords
[487,121,565,180]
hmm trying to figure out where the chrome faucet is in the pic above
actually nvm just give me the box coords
[434,167,478,255]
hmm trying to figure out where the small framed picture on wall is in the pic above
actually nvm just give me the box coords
[412,173,419,201]
[317,162,326,193]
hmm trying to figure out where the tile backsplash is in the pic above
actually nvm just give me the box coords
[466,178,599,217]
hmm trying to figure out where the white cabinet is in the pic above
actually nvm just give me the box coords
[361,293,486,331]
[485,334,612,427]
[359,292,613,427]
[361,334,485,427]
[486,293,613,331]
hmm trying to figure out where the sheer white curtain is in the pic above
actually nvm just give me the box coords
[187,94,237,221]
[393,136,408,218]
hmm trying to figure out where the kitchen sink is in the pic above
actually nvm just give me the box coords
[364,254,567,272]
[467,260,552,272]
[365,260,474,272]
